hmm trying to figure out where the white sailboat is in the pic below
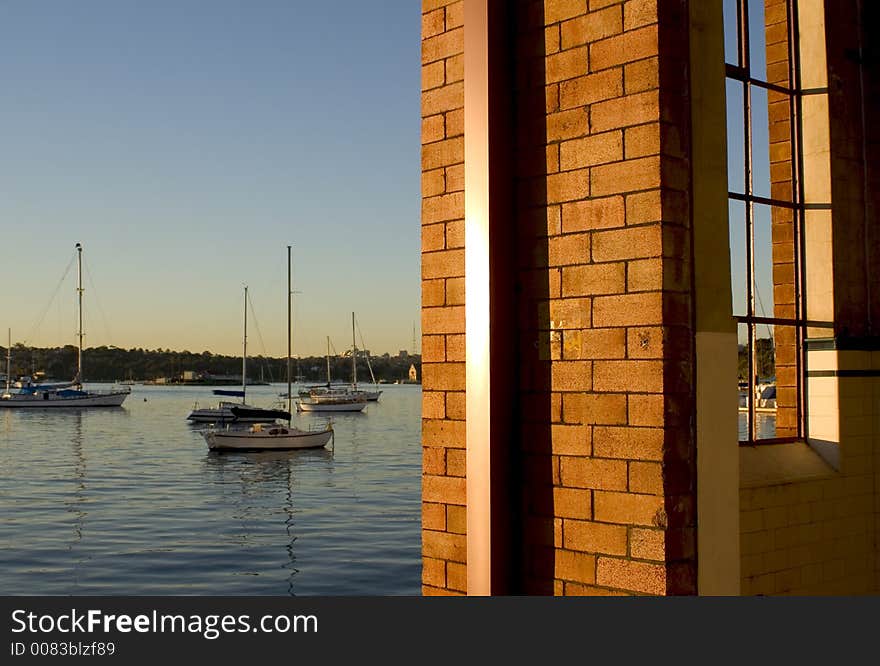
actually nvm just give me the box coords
[351,313,382,401]
[187,285,290,425]
[297,316,381,401]
[296,335,368,413]
[0,244,131,408]
[201,246,333,450]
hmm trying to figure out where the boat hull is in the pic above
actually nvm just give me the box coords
[187,401,284,423]
[0,390,130,408]
[202,425,333,450]
[296,400,367,413]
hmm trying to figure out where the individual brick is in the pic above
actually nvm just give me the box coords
[564,520,628,555]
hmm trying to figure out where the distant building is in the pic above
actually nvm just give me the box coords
[399,350,409,360]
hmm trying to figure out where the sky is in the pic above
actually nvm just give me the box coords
[0,1,421,358]
[723,0,777,342]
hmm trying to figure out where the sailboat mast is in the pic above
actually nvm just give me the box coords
[242,286,248,404]
[287,245,292,421]
[326,336,331,387]
[351,312,357,388]
[5,329,10,394]
[76,243,83,387]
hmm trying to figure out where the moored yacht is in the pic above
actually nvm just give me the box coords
[0,245,130,409]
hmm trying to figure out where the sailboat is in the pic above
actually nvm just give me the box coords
[296,315,381,402]
[295,335,368,413]
[350,313,382,401]
[187,286,290,424]
[200,246,333,450]
[0,244,131,408]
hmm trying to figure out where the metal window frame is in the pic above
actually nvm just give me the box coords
[726,0,828,446]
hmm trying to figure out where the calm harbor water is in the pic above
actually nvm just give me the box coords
[738,412,776,440]
[0,383,422,595]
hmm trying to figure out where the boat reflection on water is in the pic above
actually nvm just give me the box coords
[67,411,89,591]
[202,447,335,595]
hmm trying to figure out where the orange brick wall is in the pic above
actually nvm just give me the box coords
[765,0,797,437]
[511,0,697,596]
[421,0,879,596]
[421,0,466,596]
[420,0,697,596]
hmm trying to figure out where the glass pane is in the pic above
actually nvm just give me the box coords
[750,84,771,199]
[804,209,834,332]
[726,79,745,194]
[763,324,798,439]
[801,93,831,203]
[729,200,748,317]
[763,0,791,87]
[737,321,750,441]
[752,203,774,319]
[752,323,777,440]
[766,89,794,202]
[753,203,796,321]
[723,0,740,66]
[747,0,767,81]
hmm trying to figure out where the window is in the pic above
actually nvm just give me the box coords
[724,0,833,444]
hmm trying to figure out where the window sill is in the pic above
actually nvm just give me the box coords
[739,440,839,489]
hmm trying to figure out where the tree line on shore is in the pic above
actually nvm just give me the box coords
[738,337,775,381]
[1,344,421,384]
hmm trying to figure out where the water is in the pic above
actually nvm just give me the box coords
[738,411,776,440]
[0,383,422,595]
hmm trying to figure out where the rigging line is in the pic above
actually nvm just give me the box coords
[23,252,77,346]
[754,280,774,342]
[245,290,274,383]
[355,318,377,384]
[82,259,113,346]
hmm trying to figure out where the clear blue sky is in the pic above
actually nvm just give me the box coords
[1,1,421,358]
[724,0,776,339]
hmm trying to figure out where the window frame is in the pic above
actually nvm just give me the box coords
[725,0,833,445]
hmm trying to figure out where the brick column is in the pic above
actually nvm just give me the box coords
[421,0,466,596]
[765,0,798,437]
[421,0,701,595]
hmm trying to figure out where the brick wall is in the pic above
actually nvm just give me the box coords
[421,0,698,595]
[765,0,798,437]
[512,0,697,595]
[422,0,878,596]
[421,0,466,596]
